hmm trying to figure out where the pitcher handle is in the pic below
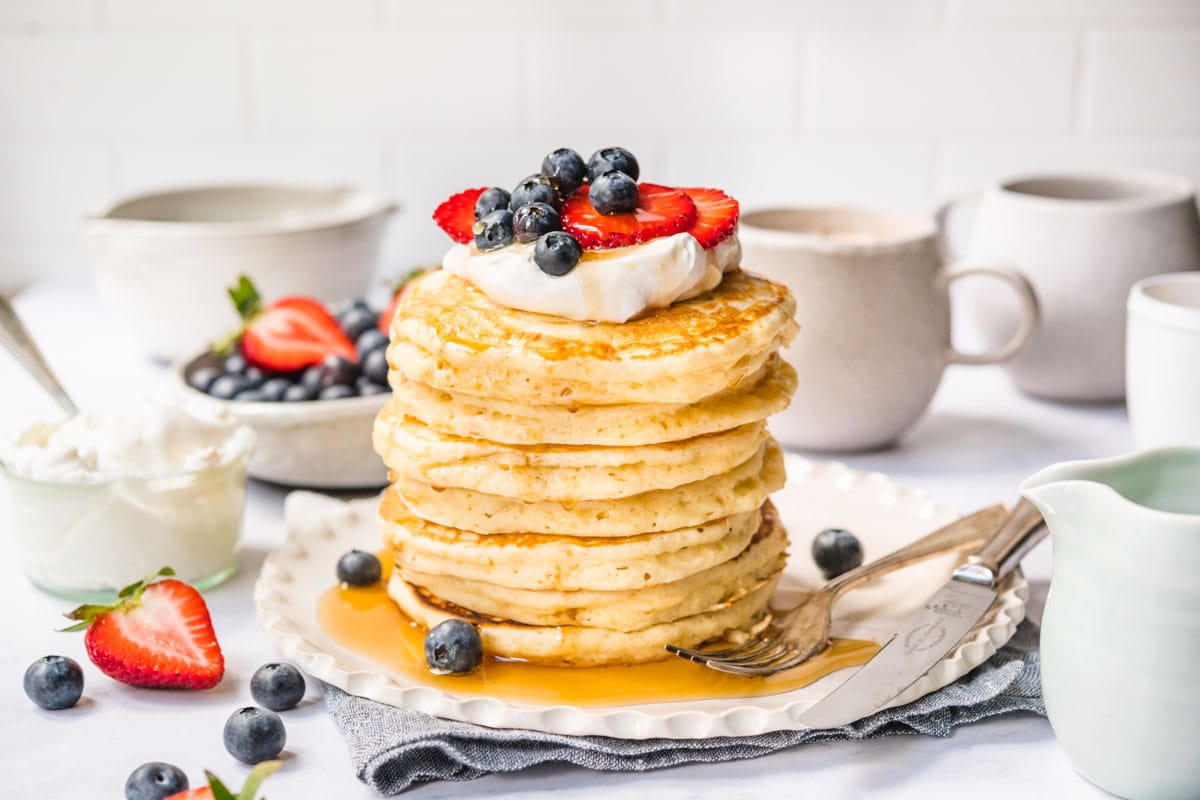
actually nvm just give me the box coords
[941,262,1040,365]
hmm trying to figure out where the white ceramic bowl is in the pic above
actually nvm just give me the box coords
[82,184,397,361]
[173,352,388,490]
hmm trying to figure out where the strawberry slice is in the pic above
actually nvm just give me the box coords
[166,761,281,800]
[63,567,225,690]
[217,275,356,372]
[681,187,739,248]
[433,187,487,244]
[378,267,431,335]
[561,183,697,249]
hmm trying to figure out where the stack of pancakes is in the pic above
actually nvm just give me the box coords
[374,267,798,665]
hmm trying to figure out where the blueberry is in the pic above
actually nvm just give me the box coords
[249,663,306,712]
[187,366,221,393]
[257,377,292,402]
[332,298,371,318]
[338,306,377,341]
[424,619,483,675]
[509,175,558,211]
[223,353,248,375]
[242,366,266,389]
[282,383,316,402]
[512,202,561,244]
[356,328,389,356]
[223,706,286,765]
[124,762,188,800]
[300,364,324,392]
[533,231,582,277]
[540,148,587,196]
[337,549,382,586]
[208,374,249,400]
[23,655,83,710]
[357,381,389,396]
[361,348,389,385]
[474,187,512,220]
[812,528,864,580]
[588,170,638,215]
[319,384,357,400]
[473,209,515,252]
[586,146,639,182]
[233,389,263,402]
[316,354,358,388]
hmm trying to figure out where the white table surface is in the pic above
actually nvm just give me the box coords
[0,278,1128,799]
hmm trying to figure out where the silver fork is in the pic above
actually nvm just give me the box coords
[665,504,1008,676]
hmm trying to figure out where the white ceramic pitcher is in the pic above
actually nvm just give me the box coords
[1020,448,1200,800]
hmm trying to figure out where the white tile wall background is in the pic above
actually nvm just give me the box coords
[0,0,1197,288]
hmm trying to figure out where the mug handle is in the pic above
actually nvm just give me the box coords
[941,262,1040,365]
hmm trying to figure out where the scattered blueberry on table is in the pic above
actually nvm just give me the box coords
[23,655,84,710]
[337,549,383,587]
[812,527,864,580]
[223,706,286,765]
[124,761,188,800]
[424,619,484,676]
[250,663,306,713]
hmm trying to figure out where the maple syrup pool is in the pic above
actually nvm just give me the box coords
[316,554,878,707]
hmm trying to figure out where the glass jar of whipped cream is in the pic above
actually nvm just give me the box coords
[0,403,254,602]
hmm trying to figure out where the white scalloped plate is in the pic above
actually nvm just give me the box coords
[255,454,1026,740]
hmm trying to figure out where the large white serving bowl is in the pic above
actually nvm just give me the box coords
[82,184,397,361]
[173,352,389,490]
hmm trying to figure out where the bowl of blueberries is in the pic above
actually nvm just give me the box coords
[173,278,404,490]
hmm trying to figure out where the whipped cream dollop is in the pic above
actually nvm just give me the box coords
[443,231,741,323]
[2,401,255,483]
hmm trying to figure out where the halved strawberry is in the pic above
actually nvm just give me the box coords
[433,187,487,244]
[63,567,225,690]
[378,267,432,335]
[166,761,280,800]
[681,187,739,248]
[561,183,697,249]
[216,275,356,372]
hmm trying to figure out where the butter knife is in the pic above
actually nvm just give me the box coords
[797,498,1047,729]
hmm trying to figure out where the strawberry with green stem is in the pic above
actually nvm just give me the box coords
[63,567,225,690]
[215,275,355,372]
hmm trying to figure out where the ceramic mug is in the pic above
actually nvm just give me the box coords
[1127,272,1200,449]
[740,207,1038,452]
[940,170,1200,402]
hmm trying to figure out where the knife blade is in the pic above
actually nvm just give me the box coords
[796,497,1048,730]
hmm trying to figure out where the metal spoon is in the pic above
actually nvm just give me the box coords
[0,294,79,415]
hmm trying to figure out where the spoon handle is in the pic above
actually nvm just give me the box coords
[0,294,78,416]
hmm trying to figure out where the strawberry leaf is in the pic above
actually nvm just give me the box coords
[213,275,264,355]
[204,771,238,800]
[238,760,282,800]
[62,566,176,630]
[228,275,264,322]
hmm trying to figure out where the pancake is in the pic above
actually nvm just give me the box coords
[386,355,797,447]
[388,269,798,406]
[388,568,782,666]
[380,489,761,591]
[398,503,789,630]
[374,409,767,502]
[390,437,785,536]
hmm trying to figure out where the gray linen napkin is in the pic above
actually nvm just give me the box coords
[324,620,1044,795]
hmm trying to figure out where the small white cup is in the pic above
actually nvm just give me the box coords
[1127,272,1200,449]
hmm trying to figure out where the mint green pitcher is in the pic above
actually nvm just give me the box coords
[1021,448,1200,800]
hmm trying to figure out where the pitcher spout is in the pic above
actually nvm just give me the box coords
[1020,447,1200,525]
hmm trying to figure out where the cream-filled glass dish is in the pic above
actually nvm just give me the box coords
[0,403,254,602]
